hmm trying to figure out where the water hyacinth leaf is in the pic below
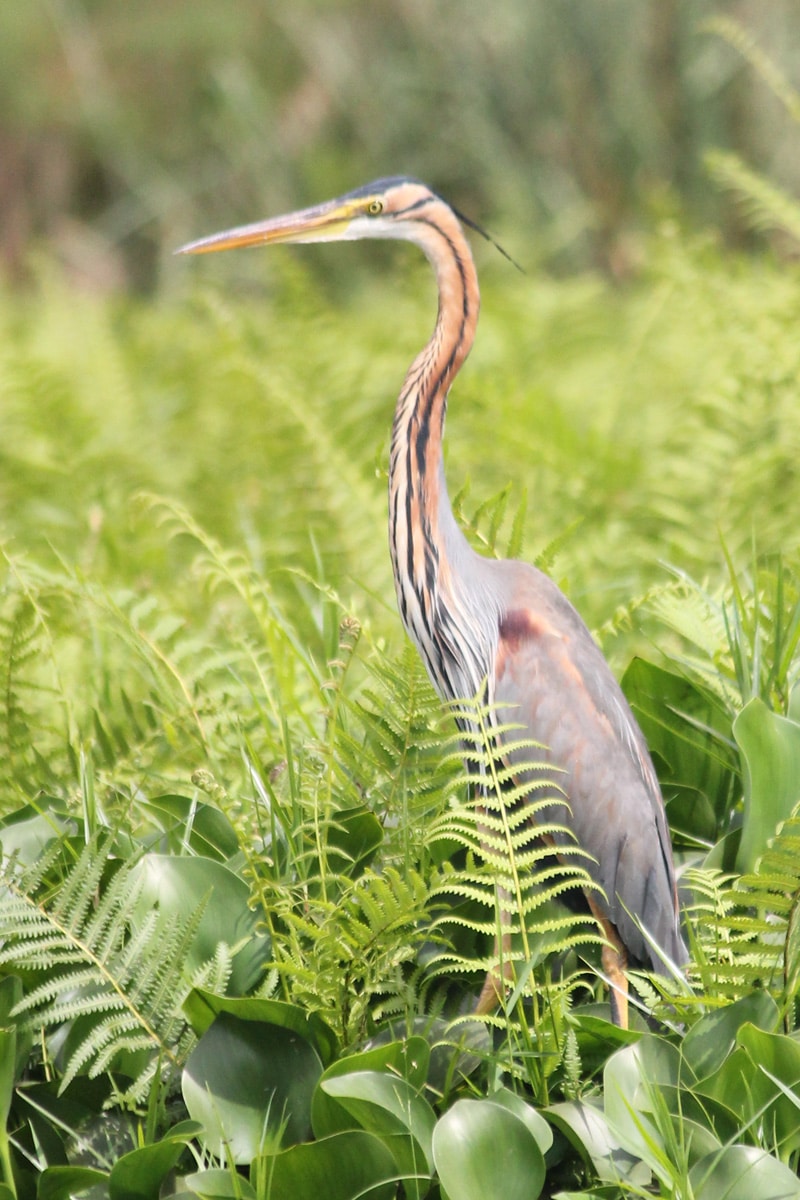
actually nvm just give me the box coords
[259,1131,397,1200]
[622,658,737,842]
[321,1070,435,1199]
[138,794,240,861]
[312,1036,430,1137]
[182,1169,257,1199]
[182,1013,322,1162]
[37,1167,109,1200]
[326,804,384,876]
[603,1037,681,1170]
[682,992,778,1079]
[129,855,271,994]
[731,1025,800,1158]
[432,1098,546,1200]
[546,1100,649,1185]
[109,1128,200,1200]
[183,989,338,1066]
[734,698,800,873]
[486,1086,553,1154]
[689,1144,800,1199]
[364,1015,488,1095]
[0,803,72,866]
[694,1024,800,1161]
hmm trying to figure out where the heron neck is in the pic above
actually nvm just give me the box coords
[387,216,481,694]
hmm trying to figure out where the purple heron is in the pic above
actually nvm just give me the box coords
[178,177,688,1026]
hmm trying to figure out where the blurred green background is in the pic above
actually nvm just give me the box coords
[2,0,800,689]
[3,0,800,292]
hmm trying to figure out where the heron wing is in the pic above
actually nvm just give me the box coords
[490,566,686,971]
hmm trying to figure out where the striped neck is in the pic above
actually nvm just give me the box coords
[387,203,484,700]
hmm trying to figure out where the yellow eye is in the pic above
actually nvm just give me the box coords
[367,199,383,216]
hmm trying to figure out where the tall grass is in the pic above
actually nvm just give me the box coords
[2,228,800,1194]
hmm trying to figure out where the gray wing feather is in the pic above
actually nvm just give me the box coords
[490,563,687,971]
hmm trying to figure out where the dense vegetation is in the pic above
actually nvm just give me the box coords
[3,4,799,287]
[2,213,800,1198]
[3,8,800,1197]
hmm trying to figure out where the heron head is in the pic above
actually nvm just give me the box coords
[175,177,437,256]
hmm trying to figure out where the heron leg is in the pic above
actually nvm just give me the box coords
[587,900,629,1028]
[602,937,629,1029]
[475,932,513,1015]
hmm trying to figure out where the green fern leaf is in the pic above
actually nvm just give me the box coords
[0,835,204,1103]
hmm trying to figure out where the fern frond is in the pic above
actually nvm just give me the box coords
[0,836,203,1104]
[139,492,325,684]
[706,150,800,247]
[704,17,800,125]
[686,808,800,1015]
[0,576,69,795]
[421,697,603,1040]
[267,864,433,1045]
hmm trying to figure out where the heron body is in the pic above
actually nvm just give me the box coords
[178,177,688,1025]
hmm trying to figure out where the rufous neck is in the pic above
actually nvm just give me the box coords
[387,209,480,663]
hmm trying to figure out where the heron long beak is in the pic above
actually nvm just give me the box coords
[175,196,363,256]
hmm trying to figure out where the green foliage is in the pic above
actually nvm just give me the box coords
[0,835,226,1105]
[6,1,799,291]
[5,29,800,1186]
[686,805,800,1021]
[425,705,602,1100]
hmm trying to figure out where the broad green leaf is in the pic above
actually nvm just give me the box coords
[696,1024,800,1160]
[600,1033,720,1173]
[734,698,800,873]
[326,805,384,876]
[0,803,70,865]
[312,1037,430,1137]
[129,855,270,994]
[432,1098,546,1200]
[735,1025,800,1157]
[109,1136,193,1200]
[568,1010,641,1079]
[622,658,737,842]
[181,1168,257,1200]
[183,989,338,1066]
[364,1015,489,1094]
[261,1131,396,1200]
[138,795,240,861]
[603,1036,681,1168]
[321,1070,435,1199]
[546,1099,649,1185]
[703,826,743,871]
[182,1013,322,1162]
[487,1086,552,1154]
[38,1166,109,1200]
[689,1144,800,1199]
[682,992,779,1079]
[552,1192,622,1200]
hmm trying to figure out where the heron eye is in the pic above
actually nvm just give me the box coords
[367,199,383,216]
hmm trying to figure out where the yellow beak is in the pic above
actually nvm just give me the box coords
[175,197,363,256]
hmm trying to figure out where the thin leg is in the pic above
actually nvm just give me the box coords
[475,932,513,1015]
[586,896,629,1028]
[602,937,629,1030]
